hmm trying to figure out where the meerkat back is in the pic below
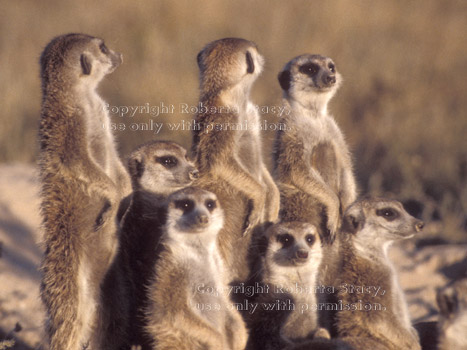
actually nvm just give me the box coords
[38,33,129,350]
[145,187,248,350]
[192,37,279,282]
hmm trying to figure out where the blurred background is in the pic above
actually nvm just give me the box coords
[1,0,466,242]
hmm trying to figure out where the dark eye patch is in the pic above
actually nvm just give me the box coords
[175,199,194,214]
[99,43,109,54]
[205,199,217,212]
[299,63,319,76]
[305,234,315,246]
[246,51,255,74]
[156,156,178,168]
[277,233,294,248]
[328,63,336,73]
[376,208,399,221]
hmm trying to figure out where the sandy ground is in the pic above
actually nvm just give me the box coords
[0,163,466,349]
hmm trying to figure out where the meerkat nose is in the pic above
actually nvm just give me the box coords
[296,249,309,260]
[189,169,199,180]
[323,73,336,86]
[415,221,425,232]
[196,214,209,226]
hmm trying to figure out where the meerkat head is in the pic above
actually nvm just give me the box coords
[40,33,122,92]
[263,222,322,275]
[342,197,424,250]
[278,54,341,114]
[196,37,264,101]
[127,141,198,195]
[165,187,224,243]
[436,278,467,349]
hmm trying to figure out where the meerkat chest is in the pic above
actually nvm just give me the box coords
[296,121,340,188]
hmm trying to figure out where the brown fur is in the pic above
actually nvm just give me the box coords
[335,197,424,350]
[192,38,278,282]
[102,141,198,350]
[436,278,467,350]
[38,33,130,350]
[145,187,248,350]
[274,54,357,244]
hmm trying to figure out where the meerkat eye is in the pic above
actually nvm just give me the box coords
[328,63,336,73]
[376,208,399,221]
[205,199,217,211]
[305,234,315,246]
[246,51,255,74]
[99,43,109,55]
[277,233,294,248]
[175,199,194,214]
[299,63,319,76]
[156,156,178,168]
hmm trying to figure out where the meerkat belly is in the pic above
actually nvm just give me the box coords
[237,131,263,181]
[310,141,339,193]
[188,272,227,330]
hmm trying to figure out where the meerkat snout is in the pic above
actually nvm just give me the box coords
[415,221,425,232]
[189,168,199,180]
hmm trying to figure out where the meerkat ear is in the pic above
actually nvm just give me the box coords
[80,53,92,75]
[437,287,458,317]
[278,70,291,91]
[246,51,255,74]
[196,50,203,69]
[128,155,145,180]
[342,209,365,234]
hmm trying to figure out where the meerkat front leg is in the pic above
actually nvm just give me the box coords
[261,165,280,222]
[215,162,265,232]
[291,166,340,239]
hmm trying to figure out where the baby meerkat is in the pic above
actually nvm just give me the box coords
[192,37,279,282]
[247,222,350,350]
[145,187,248,350]
[38,33,130,350]
[274,54,357,243]
[436,278,467,350]
[335,197,424,350]
[101,140,198,350]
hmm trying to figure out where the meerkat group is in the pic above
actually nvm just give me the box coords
[38,33,434,350]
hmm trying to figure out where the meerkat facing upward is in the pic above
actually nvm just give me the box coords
[192,37,279,282]
[145,187,248,350]
[274,54,356,243]
[38,33,130,350]
[100,140,199,350]
[335,197,424,350]
[436,278,467,350]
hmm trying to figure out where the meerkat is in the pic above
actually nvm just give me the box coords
[334,197,424,350]
[192,37,279,282]
[274,54,356,243]
[38,33,130,350]
[100,140,199,350]
[145,187,248,350]
[246,221,326,349]
[436,278,467,350]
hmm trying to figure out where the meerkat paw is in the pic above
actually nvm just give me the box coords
[313,327,331,340]
[325,202,340,243]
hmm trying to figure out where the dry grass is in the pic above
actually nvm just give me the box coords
[1,0,466,240]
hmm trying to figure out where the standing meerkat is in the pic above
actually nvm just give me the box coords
[335,197,424,350]
[246,221,331,350]
[100,141,199,350]
[38,33,130,350]
[192,37,279,282]
[145,187,248,350]
[274,54,357,243]
[436,278,467,350]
